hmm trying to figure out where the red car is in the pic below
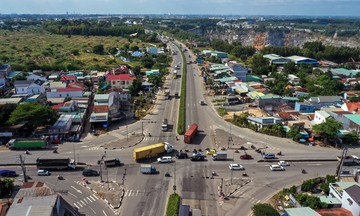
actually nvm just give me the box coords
[240,154,253,160]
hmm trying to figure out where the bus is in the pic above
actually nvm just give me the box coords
[173,70,177,79]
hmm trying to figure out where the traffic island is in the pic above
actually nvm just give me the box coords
[220,177,252,199]
[102,133,144,149]
[79,180,125,212]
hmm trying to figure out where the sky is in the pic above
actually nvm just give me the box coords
[1,0,360,17]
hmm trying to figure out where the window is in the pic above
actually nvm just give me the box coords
[122,81,125,85]
[113,81,116,85]
[347,198,353,206]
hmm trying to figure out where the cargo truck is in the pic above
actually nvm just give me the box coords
[140,164,157,174]
[36,158,76,170]
[162,119,168,131]
[133,142,174,162]
[184,124,198,143]
[337,155,360,166]
[212,151,227,161]
[164,89,170,100]
[104,158,121,167]
[8,138,47,150]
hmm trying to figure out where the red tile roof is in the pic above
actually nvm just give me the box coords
[344,102,360,113]
[317,208,352,216]
[60,75,76,81]
[94,105,109,113]
[51,103,64,110]
[278,111,300,120]
[68,82,87,89]
[107,74,136,81]
[308,114,315,120]
[56,88,82,92]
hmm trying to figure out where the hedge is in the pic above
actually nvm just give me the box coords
[166,193,180,216]
[176,43,187,135]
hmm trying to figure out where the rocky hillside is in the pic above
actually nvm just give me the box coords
[207,29,360,49]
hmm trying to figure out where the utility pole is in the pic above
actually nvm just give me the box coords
[99,151,106,183]
[173,163,176,193]
[72,142,76,162]
[19,155,27,182]
[336,148,347,180]
[228,123,233,149]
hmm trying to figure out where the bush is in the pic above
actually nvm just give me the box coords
[301,179,316,192]
[166,193,180,216]
[177,44,186,135]
[216,107,227,116]
[252,203,279,216]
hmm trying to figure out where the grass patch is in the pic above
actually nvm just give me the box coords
[216,107,228,116]
[166,193,180,216]
[176,43,186,135]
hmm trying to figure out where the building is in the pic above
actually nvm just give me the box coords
[343,114,360,133]
[227,62,248,82]
[14,80,46,95]
[287,55,319,65]
[49,81,67,90]
[0,64,11,77]
[211,51,228,58]
[284,207,321,216]
[27,74,47,82]
[288,74,300,85]
[294,102,315,113]
[46,88,83,98]
[147,47,158,55]
[247,116,282,128]
[263,54,291,65]
[309,96,342,107]
[331,68,359,78]
[90,92,123,127]
[342,184,360,216]
[60,75,76,83]
[106,74,136,90]
[313,111,331,125]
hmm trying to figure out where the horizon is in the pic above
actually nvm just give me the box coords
[1,0,360,17]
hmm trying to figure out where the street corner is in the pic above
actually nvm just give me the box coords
[222,177,253,198]
[82,180,123,209]
[102,134,144,149]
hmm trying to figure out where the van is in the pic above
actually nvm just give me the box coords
[82,169,99,176]
[157,156,172,163]
[0,170,17,177]
[263,153,275,159]
[270,165,285,171]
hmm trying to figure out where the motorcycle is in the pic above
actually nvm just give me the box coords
[212,171,216,176]
[301,169,306,174]
[242,173,248,177]
[165,172,171,177]
[53,149,58,153]
[25,150,30,155]
[57,175,64,180]
[277,151,282,156]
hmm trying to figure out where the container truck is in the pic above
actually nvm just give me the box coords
[8,138,47,150]
[140,164,157,174]
[184,124,198,143]
[212,151,228,161]
[133,142,174,161]
[36,158,76,170]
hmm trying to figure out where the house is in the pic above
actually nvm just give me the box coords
[227,62,248,82]
[0,64,11,77]
[211,51,228,58]
[288,74,300,85]
[316,208,352,216]
[313,111,331,125]
[106,74,136,90]
[263,54,291,65]
[294,102,315,113]
[341,184,360,216]
[344,91,359,100]
[67,82,88,91]
[60,75,76,83]
[112,65,129,75]
[287,55,319,65]
[331,68,359,78]
[341,102,360,114]
[48,73,60,81]
[147,47,158,55]
[14,80,46,95]
[131,51,145,57]
[309,96,342,107]
[146,69,160,76]
[247,116,282,128]
[284,207,321,216]
[6,181,76,216]
[46,88,83,98]
[25,94,46,104]
[27,74,47,82]
[90,92,123,127]
[343,114,360,133]
[49,81,67,90]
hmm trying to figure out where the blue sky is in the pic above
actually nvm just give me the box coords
[1,0,359,16]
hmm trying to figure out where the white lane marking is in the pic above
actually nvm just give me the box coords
[73,203,80,209]
[89,195,96,201]
[71,186,83,194]
[89,206,96,214]
[76,202,83,208]
[136,190,139,196]
[128,190,133,196]
[103,210,108,216]
[124,190,129,197]
[69,192,78,198]
[87,197,93,203]
[92,194,99,200]
[80,200,86,206]
[83,198,89,204]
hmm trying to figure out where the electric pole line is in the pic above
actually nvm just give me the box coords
[19,154,27,182]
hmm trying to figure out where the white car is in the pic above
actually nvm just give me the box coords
[229,164,245,170]
[278,161,289,166]
[270,165,285,171]
[157,156,173,163]
[37,170,50,176]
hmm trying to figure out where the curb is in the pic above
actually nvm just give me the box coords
[226,179,252,198]
[257,159,337,163]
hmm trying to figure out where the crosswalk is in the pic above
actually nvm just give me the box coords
[87,146,102,151]
[124,189,145,197]
[142,136,175,142]
[73,194,99,209]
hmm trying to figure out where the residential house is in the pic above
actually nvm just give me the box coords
[309,96,342,107]
[60,75,76,84]
[6,181,77,216]
[48,73,60,81]
[258,95,298,110]
[341,184,360,216]
[90,92,123,127]
[131,51,144,57]
[48,114,73,140]
[146,69,160,76]
[329,182,360,202]
[67,82,88,91]
[227,62,248,82]
[147,47,158,55]
[331,68,359,78]
[316,208,352,216]
[247,116,282,129]
[202,50,212,57]
[0,98,23,106]
[284,207,321,216]
[14,80,46,95]
[27,74,47,82]
[263,54,291,65]
[343,114,360,133]
[0,64,11,77]
[112,65,130,75]
[211,51,228,58]
[313,111,331,125]
[294,102,315,113]
[49,81,66,90]
[106,74,136,90]
[46,88,83,99]
[341,102,360,114]
[344,91,359,100]
[25,94,46,104]
[288,74,300,85]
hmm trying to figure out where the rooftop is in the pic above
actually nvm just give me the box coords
[316,208,353,216]
[107,74,136,81]
[344,184,360,205]
[285,207,321,216]
[344,114,360,126]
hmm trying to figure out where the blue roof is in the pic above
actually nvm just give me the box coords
[131,51,144,57]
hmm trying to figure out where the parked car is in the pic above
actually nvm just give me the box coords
[176,152,188,159]
[263,153,276,159]
[82,169,99,176]
[206,149,216,155]
[278,161,290,166]
[157,156,173,163]
[229,164,245,170]
[0,170,17,177]
[199,100,206,105]
[191,155,206,161]
[240,154,253,160]
[37,170,50,176]
[270,165,285,171]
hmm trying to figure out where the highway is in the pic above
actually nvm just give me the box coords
[1,41,360,216]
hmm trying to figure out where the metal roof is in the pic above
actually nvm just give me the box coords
[285,207,321,216]
[345,184,360,205]
[344,114,360,126]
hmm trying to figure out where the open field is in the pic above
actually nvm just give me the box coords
[0,28,146,71]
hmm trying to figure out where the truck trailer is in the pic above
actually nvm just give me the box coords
[212,151,227,161]
[8,138,47,150]
[36,158,76,170]
[140,164,157,174]
[184,124,198,143]
[133,142,174,161]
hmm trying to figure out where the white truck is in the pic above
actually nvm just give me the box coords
[164,89,170,100]
[162,119,168,131]
[212,151,227,161]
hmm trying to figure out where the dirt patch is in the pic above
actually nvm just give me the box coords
[85,180,122,207]
[102,134,143,149]
[223,108,268,121]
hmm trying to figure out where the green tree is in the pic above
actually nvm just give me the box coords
[128,75,142,96]
[0,178,14,197]
[296,194,327,210]
[7,102,59,128]
[283,62,297,74]
[132,66,142,76]
[250,54,269,75]
[342,131,359,145]
[148,74,161,89]
[0,104,17,127]
[141,56,155,68]
[320,175,336,195]
[287,126,302,141]
[313,118,342,145]
[93,44,104,55]
[301,179,316,192]
[252,203,279,216]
